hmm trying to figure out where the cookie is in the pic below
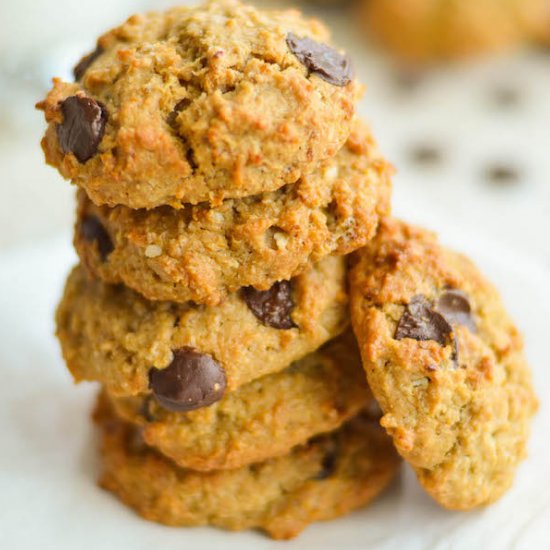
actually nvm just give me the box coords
[36,0,361,208]
[362,0,544,63]
[349,219,538,510]
[106,331,371,471]
[56,257,348,402]
[74,120,392,305]
[95,395,400,540]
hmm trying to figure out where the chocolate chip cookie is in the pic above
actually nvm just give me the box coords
[37,0,361,208]
[363,0,544,63]
[56,257,348,402]
[95,394,400,540]
[74,121,392,305]
[106,331,371,471]
[349,219,538,509]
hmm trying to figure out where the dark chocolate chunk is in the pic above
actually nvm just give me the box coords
[315,446,339,480]
[148,348,226,412]
[286,32,353,86]
[73,46,103,81]
[242,281,297,330]
[436,289,476,333]
[57,95,107,163]
[409,143,443,167]
[395,295,452,346]
[167,98,191,128]
[80,215,113,261]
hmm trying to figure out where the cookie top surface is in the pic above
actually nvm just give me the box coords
[56,257,348,400]
[37,0,360,208]
[74,120,392,305]
[349,219,538,509]
[363,0,543,62]
[108,331,371,471]
[95,396,400,540]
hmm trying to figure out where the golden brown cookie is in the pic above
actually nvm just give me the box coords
[74,120,392,305]
[349,219,538,510]
[37,0,361,208]
[95,395,400,540]
[106,331,371,471]
[56,257,348,402]
[362,0,544,63]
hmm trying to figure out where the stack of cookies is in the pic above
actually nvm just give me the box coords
[38,0,399,540]
[37,0,538,541]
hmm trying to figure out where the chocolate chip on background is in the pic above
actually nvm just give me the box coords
[167,98,192,128]
[286,32,353,86]
[73,46,103,81]
[242,281,297,330]
[484,164,521,187]
[148,348,226,412]
[394,295,452,346]
[409,143,443,167]
[80,215,113,261]
[57,95,107,163]
[436,289,476,333]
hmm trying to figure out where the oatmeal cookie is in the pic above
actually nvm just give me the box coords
[74,120,392,305]
[56,257,348,403]
[349,219,538,509]
[37,0,360,208]
[95,395,400,540]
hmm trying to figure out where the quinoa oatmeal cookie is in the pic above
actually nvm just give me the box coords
[349,219,538,509]
[74,120,392,305]
[362,0,545,63]
[37,0,360,208]
[56,257,348,402]
[95,396,401,540]
[106,331,371,471]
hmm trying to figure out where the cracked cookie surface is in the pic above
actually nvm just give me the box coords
[107,331,371,471]
[74,120,391,305]
[37,0,360,208]
[349,219,538,509]
[56,257,348,399]
[95,395,400,540]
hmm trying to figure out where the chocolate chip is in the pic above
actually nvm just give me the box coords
[57,95,107,163]
[148,348,226,412]
[73,46,103,81]
[80,215,113,261]
[242,281,297,329]
[436,290,476,333]
[167,98,191,128]
[314,446,339,480]
[286,33,353,86]
[395,295,452,346]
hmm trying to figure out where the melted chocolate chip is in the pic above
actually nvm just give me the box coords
[57,95,107,163]
[80,215,113,261]
[395,295,452,346]
[315,446,339,480]
[242,281,297,329]
[148,348,226,412]
[436,290,476,333]
[167,98,191,128]
[286,33,353,87]
[73,46,103,81]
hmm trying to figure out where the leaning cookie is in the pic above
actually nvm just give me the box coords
[107,331,371,471]
[37,0,360,208]
[95,396,400,540]
[56,257,347,404]
[74,120,392,306]
[362,0,544,63]
[349,219,538,510]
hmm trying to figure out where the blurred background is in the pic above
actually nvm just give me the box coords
[0,0,549,263]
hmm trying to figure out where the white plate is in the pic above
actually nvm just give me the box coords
[0,230,548,550]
